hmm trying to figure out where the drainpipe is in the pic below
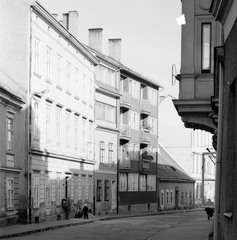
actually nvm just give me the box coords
[214,62,224,240]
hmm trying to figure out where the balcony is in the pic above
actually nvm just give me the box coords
[120,91,131,110]
[120,124,131,141]
[140,130,150,145]
[140,99,151,116]
[119,156,131,169]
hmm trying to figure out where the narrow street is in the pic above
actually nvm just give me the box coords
[12,211,212,240]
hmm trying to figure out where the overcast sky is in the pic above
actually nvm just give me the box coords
[38,0,181,98]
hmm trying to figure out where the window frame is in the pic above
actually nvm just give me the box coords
[201,22,212,73]
[6,112,14,153]
[33,173,40,208]
[97,180,102,202]
[100,141,105,163]
[104,180,110,201]
[6,178,14,209]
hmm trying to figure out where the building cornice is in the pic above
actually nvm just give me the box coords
[32,2,99,65]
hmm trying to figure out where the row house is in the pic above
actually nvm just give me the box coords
[86,29,121,215]
[0,0,99,225]
[0,71,26,227]
[173,0,237,239]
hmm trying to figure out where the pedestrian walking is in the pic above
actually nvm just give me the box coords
[82,203,89,219]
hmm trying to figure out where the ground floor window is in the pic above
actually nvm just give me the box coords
[6,178,14,209]
[128,173,138,191]
[119,173,127,191]
[147,175,156,191]
[33,174,40,208]
[160,190,164,207]
[104,180,110,201]
[139,175,146,191]
[97,180,102,201]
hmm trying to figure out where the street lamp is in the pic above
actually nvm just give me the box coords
[28,89,49,224]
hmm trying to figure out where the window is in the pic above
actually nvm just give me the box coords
[95,101,116,123]
[201,23,211,72]
[82,74,86,102]
[108,143,113,164]
[89,79,93,105]
[34,38,40,74]
[57,55,62,86]
[46,47,51,80]
[100,141,105,163]
[170,190,173,204]
[147,175,156,191]
[45,173,51,206]
[33,174,40,208]
[166,190,169,204]
[88,176,93,203]
[97,180,102,201]
[74,115,79,149]
[74,175,79,204]
[7,112,14,152]
[130,111,139,130]
[104,180,109,201]
[119,173,127,191]
[56,107,61,144]
[67,62,71,92]
[88,122,93,159]
[160,190,164,208]
[75,69,79,97]
[82,118,86,153]
[131,81,139,99]
[46,104,51,141]
[66,112,70,147]
[128,173,138,191]
[139,175,146,191]
[33,101,39,138]
[56,173,62,206]
[6,178,14,208]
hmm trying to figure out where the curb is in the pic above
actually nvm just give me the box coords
[0,209,204,239]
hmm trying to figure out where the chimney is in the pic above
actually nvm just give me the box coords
[52,13,58,20]
[108,39,122,61]
[68,11,78,38]
[62,11,78,38]
[89,28,103,53]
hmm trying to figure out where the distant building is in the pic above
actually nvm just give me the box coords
[157,164,195,211]
[159,95,215,208]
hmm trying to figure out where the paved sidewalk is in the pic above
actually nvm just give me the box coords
[0,208,206,239]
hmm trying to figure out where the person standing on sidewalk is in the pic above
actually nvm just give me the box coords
[82,203,89,219]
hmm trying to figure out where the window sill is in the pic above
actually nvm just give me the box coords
[46,79,52,85]
[66,90,72,96]
[33,72,41,78]
[56,85,63,91]
[6,151,15,156]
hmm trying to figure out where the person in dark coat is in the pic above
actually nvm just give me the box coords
[82,203,89,219]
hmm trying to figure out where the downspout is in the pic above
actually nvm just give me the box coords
[28,5,33,225]
[214,61,224,240]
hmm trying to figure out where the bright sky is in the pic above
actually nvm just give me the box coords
[38,0,181,98]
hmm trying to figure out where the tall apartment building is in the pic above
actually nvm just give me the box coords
[119,66,161,213]
[0,0,99,224]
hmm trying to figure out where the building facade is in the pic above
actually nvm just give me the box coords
[0,0,99,224]
[87,29,121,215]
[173,0,237,239]
[118,67,160,213]
[0,71,26,227]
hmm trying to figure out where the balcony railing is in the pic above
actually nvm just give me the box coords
[140,99,151,115]
[119,156,131,169]
[140,130,150,144]
[120,124,131,141]
[120,91,131,109]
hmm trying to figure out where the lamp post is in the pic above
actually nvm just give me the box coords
[28,89,49,224]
